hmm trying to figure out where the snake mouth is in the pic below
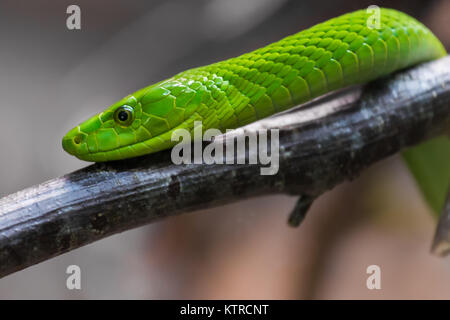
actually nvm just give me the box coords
[62,131,175,162]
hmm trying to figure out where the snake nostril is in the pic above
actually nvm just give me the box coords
[73,135,82,145]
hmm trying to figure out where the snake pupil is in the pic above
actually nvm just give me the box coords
[118,110,128,122]
[114,105,134,126]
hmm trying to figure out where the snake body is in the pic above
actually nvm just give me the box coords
[63,8,446,162]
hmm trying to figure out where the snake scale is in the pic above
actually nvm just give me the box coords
[62,8,446,162]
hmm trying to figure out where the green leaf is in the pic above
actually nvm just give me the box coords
[402,135,450,216]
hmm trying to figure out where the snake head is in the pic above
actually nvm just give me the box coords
[62,80,191,162]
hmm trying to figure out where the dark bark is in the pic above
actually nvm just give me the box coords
[1,56,450,279]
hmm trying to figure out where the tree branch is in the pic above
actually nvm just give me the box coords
[432,189,450,256]
[1,56,450,279]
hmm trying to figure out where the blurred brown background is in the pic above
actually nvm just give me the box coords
[0,0,449,299]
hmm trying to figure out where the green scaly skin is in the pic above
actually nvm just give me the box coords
[62,8,446,162]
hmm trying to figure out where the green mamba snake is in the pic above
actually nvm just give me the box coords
[62,7,446,162]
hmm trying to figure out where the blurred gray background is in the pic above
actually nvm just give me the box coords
[0,0,450,299]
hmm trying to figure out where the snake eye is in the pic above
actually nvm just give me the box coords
[114,105,134,126]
